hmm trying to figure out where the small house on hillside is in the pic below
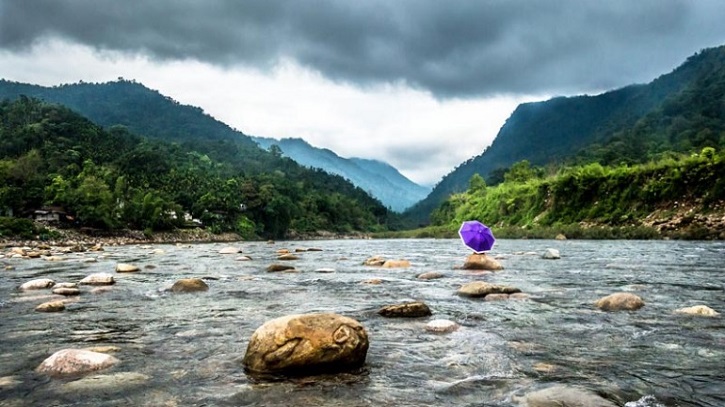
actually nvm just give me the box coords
[32,206,69,223]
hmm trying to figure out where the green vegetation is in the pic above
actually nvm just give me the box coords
[0,97,392,239]
[424,149,724,239]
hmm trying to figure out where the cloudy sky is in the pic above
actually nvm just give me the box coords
[1,1,724,185]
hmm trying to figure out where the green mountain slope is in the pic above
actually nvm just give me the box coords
[405,45,725,225]
[252,136,430,212]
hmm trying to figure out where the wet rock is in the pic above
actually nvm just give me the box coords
[363,256,386,267]
[595,292,644,311]
[52,287,81,296]
[0,375,21,390]
[425,319,459,333]
[79,273,115,285]
[294,248,307,252]
[521,385,617,407]
[362,278,383,285]
[219,246,241,254]
[266,264,296,272]
[542,248,561,259]
[315,268,335,273]
[484,293,510,301]
[26,251,42,258]
[171,278,209,293]
[457,281,521,298]
[276,249,290,254]
[417,271,444,280]
[382,259,411,268]
[55,282,78,289]
[555,233,567,240]
[307,248,323,252]
[60,372,149,393]
[378,301,432,317]
[462,254,503,270]
[35,300,66,312]
[19,278,55,291]
[509,293,531,300]
[674,305,719,316]
[36,349,120,376]
[85,346,121,353]
[115,263,140,273]
[236,256,253,261]
[277,253,300,261]
[242,313,369,375]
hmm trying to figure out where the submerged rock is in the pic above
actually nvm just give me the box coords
[60,372,149,393]
[542,248,561,259]
[36,349,120,376]
[19,278,55,291]
[266,264,296,272]
[363,256,386,267]
[277,253,300,260]
[35,300,66,312]
[457,281,521,298]
[595,292,645,311]
[382,259,411,268]
[462,254,503,270]
[219,246,242,254]
[417,271,444,280]
[521,385,617,407]
[674,305,719,316]
[425,319,459,333]
[242,313,369,376]
[79,273,115,285]
[378,301,432,318]
[171,278,209,293]
[52,287,80,296]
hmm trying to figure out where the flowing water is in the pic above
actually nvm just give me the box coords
[0,239,724,406]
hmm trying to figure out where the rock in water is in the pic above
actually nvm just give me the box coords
[674,305,719,316]
[79,273,115,285]
[52,287,81,296]
[36,349,120,376]
[35,300,66,312]
[219,247,241,254]
[115,263,140,273]
[19,278,55,291]
[382,259,411,268]
[457,281,521,298]
[266,264,296,272]
[425,319,459,333]
[595,292,645,311]
[522,385,617,407]
[378,301,432,317]
[242,313,368,376]
[462,254,503,270]
[542,248,561,259]
[417,271,444,280]
[363,256,386,266]
[171,278,209,293]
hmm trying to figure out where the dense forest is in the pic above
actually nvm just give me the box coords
[405,45,725,225]
[0,97,393,239]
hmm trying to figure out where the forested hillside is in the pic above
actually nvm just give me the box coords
[405,45,725,225]
[0,98,392,239]
[253,136,430,212]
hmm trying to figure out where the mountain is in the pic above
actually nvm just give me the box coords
[405,45,725,225]
[252,136,431,212]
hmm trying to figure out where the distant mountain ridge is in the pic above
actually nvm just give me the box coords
[405,45,725,224]
[252,136,430,212]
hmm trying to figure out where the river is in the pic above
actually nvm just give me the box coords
[1,239,723,406]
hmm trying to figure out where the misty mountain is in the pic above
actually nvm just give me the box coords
[253,137,430,212]
[405,45,725,225]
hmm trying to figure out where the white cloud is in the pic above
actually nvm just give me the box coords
[0,39,540,185]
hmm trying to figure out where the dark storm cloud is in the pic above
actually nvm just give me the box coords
[2,0,724,97]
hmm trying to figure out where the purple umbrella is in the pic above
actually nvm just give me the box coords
[458,220,495,253]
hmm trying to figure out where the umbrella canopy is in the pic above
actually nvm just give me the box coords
[458,220,495,253]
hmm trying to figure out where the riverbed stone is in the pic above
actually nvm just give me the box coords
[171,278,209,293]
[363,255,386,266]
[36,349,120,376]
[674,305,719,316]
[521,385,617,407]
[462,254,503,270]
[315,268,335,273]
[35,300,66,312]
[417,271,444,280]
[236,255,253,261]
[52,287,81,296]
[19,278,55,291]
[219,246,241,254]
[425,319,459,333]
[79,273,115,285]
[278,253,300,260]
[542,248,561,259]
[484,293,510,301]
[54,282,78,289]
[267,264,296,272]
[457,281,521,298]
[378,301,432,317]
[115,263,140,273]
[242,313,369,376]
[382,259,411,268]
[594,292,644,311]
[60,371,149,393]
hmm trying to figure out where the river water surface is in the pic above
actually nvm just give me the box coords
[1,239,724,406]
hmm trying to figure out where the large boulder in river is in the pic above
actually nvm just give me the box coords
[521,385,617,407]
[457,281,521,298]
[462,254,503,270]
[594,292,644,311]
[171,278,209,293]
[36,349,120,376]
[19,278,55,291]
[378,301,432,317]
[542,248,561,259]
[242,313,368,376]
[674,305,719,317]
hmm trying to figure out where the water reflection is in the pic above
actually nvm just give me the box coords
[1,239,723,406]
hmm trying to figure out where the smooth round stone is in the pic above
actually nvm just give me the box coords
[277,253,300,260]
[425,319,460,333]
[60,372,150,393]
[80,273,115,285]
[19,278,55,291]
[542,248,561,259]
[595,292,644,311]
[170,278,209,293]
[54,282,78,289]
[36,349,120,376]
[236,256,253,261]
[52,287,80,296]
[417,271,444,280]
[378,301,432,318]
[674,305,719,316]
[219,247,241,254]
[315,268,335,273]
[266,264,296,272]
[35,300,66,312]
[381,259,411,268]
[115,263,140,272]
